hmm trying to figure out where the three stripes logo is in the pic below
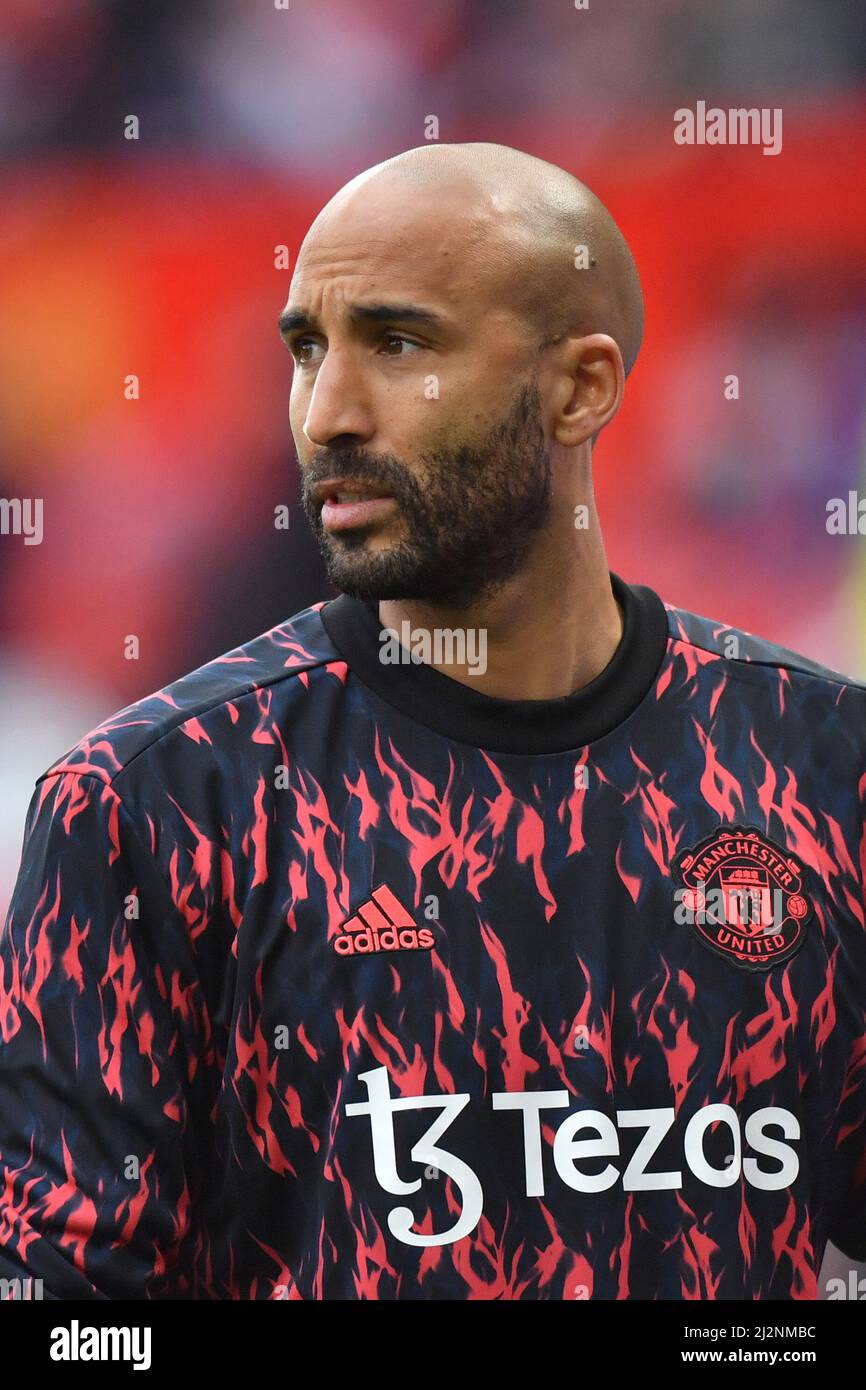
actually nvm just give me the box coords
[333,883,436,957]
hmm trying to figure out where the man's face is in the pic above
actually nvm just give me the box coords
[281,176,553,605]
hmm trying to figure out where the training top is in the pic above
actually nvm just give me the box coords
[1,570,865,1301]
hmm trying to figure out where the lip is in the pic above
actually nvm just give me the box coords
[312,477,398,533]
[320,496,398,531]
[312,478,395,506]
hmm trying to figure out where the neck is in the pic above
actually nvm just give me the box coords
[377,511,622,702]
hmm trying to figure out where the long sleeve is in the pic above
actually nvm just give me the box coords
[0,770,215,1299]
[826,1041,866,1263]
[827,1112,866,1262]
[824,785,866,1265]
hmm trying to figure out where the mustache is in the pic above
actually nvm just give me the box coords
[301,450,415,500]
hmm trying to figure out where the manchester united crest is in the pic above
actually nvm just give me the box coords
[672,824,812,971]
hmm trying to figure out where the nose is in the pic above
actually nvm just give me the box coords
[299,347,375,448]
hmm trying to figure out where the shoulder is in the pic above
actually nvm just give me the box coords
[36,601,343,790]
[662,595,866,698]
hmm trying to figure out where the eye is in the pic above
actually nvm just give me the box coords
[291,338,324,366]
[380,333,423,357]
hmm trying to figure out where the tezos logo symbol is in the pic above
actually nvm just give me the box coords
[672,824,812,971]
[346,1066,800,1248]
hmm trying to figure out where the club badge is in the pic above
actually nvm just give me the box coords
[672,824,812,971]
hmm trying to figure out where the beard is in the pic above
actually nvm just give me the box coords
[298,377,552,607]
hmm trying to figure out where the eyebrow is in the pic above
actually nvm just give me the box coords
[278,302,446,337]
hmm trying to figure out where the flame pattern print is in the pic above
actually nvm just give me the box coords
[0,571,865,1300]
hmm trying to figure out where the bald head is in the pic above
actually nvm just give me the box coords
[316,142,644,377]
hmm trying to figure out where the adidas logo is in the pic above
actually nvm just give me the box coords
[333,883,436,956]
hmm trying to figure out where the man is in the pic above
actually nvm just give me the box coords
[0,142,864,1300]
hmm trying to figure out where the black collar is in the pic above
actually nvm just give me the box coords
[320,571,670,754]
